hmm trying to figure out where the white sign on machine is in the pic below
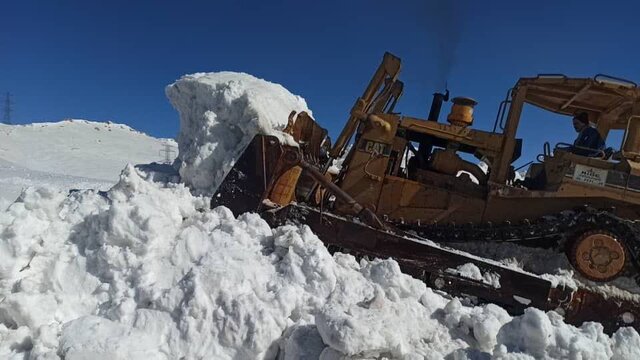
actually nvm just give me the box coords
[573,164,608,187]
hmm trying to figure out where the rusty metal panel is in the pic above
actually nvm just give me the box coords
[623,112,640,155]
[628,161,640,177]
[548,288,640,335]
[517,77,640,124]
[337,150,389,211]
[336,116,399,212]
[630,174,640,192]
[400,117,504,155]
[376,176,405,215]
[270,166,302,206]
[211,135,284,214]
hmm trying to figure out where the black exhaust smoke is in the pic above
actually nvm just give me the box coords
[424,1,463,90]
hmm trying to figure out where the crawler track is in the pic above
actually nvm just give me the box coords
[399,207,640,282]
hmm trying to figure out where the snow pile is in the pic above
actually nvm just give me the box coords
[2,167,639,359]
[166,72,310,195]
[0,157,112,212]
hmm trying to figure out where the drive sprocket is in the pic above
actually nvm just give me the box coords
[569,230,628,282]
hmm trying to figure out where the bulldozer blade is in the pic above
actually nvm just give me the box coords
[262,203,640,334]
[211,135,286,213]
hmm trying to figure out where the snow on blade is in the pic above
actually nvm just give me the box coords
[446,263,501,288]
[166,72,310,195]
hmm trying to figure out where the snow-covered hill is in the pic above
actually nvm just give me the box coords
[1,73,639,359]
[0,120,176,209]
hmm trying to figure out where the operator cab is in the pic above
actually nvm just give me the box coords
[506,74,640,192]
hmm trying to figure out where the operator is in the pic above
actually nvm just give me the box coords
[571,112,605,157]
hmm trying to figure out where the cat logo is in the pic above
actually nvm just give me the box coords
[359,140,391,156]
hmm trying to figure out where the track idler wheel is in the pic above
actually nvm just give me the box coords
[569,230,627,282]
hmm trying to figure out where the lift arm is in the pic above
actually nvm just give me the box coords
[329,52,403,160]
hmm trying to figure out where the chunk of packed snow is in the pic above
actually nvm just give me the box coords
[495,308,616,359]
[327,144,352,175]
[446,263,501,288]
[166,72,310,195]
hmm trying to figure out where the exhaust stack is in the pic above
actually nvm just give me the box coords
[428,90,450,122]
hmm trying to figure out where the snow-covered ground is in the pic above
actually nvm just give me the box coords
[1,72,639,359]
[0,120,176,210]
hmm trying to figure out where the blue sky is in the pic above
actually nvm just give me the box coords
[2,0,640,166]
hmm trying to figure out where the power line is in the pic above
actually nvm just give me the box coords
[159,142,176,164]
[2,92,13,125]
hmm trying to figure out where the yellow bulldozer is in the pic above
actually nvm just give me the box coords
[212,52,640,333]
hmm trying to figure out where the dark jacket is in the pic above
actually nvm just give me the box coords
[573,126,605,156]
